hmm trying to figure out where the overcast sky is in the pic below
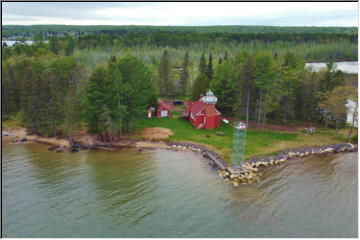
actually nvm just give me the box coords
[2,2,358,26]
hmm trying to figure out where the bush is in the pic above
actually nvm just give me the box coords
[351,134,358,144]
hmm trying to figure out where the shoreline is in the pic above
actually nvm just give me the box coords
[2,126,357,186]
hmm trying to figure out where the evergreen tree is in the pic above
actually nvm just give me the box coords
[198,54,207,74]
[319,61,344,92]
[179,51,189,95]
[65,36,76,56]
[115,55,157,131]
[253,53,280,130]
[211,60,237,113]
[85,66,119,135]
[299,71,322,125]
[191,73,208,100]
[2,61,18,117]
[158,49,172,96]
[233,55,255,123]
[21,59,53,136]
[49,36,61,55]
[206,53,214,82]
[277,52,304,123]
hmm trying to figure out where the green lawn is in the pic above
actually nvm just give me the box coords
[131,117,350,162]
[131,118,297,161]
[2,115,23,127]
[3,114,350,163]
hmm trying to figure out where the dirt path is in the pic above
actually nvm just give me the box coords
[161,99,187,111]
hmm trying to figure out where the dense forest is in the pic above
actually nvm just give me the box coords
[3,25,357,38]
[2,25,357,139]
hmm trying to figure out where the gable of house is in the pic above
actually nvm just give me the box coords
[188,101,205,115]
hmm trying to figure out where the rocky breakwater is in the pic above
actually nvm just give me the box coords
[169,142,229,170]
[169,142,261,186]
[219,143,358,187]
[247,143,357,168]
[170,142,357,187]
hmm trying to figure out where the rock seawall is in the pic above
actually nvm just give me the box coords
[168,141,229,170]
[168,142,358,186]
[220,143,358,186]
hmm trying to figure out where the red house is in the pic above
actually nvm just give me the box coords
[157,99,171,117]
[186,90,221,129]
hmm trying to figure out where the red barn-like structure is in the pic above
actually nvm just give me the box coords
[157,99,171,117]
[186,90,221,129]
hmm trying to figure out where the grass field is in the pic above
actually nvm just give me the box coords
[3,115,354,163]
[131,117,352,162]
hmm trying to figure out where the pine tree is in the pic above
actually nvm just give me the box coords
[198,54,207,74]
[158,49,172,96]
[206,53,214,82]
[319,62,344,92]
[278,52,304,123]
[65,36,76,56]
[224,51,228,60]
[115,55,157,131]
[191,73,208,100]
[49,36,61,55]
[179,51,189,95]
[21,59,53,136]
[253,53,280,130]
[85,66,118,134]
[233,55,255,123]
[210,60,237,113]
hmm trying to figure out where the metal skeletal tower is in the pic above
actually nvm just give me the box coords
[232,121,247,166]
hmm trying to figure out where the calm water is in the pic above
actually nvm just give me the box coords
[305,61,358,74]
[3,140,358,237]
[2,40,34,46]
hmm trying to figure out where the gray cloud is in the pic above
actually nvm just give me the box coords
[2,2,358,26]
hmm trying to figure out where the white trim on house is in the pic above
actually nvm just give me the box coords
[160,110,168,117]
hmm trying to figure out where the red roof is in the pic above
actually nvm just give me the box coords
[158,99,170,110]
[188,101,205,115]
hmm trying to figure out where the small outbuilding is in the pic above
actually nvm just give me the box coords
[157,99,171,118]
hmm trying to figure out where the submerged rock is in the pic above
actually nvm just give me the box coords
[48,145,59,151]
[70,148,78,153]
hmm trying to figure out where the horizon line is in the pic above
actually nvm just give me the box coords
[3,24,358,27]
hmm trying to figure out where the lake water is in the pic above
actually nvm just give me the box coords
[306,61,358,74]
[2,40,34,46]
[3,140,358,237]
[305,61,358,126]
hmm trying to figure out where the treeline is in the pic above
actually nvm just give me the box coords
[185,51,355,131]
[3,25,357,38]
[2,54,156,139]
[75,32,357,48]
[2,26,357,138]
[2,48,355,138]
[3,31,357,63]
